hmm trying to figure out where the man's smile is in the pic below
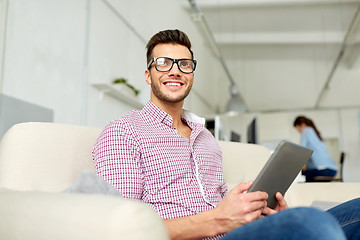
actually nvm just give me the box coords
[162,80,185,88]
[165,82,181,86]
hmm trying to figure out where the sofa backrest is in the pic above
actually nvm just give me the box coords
[218,141,271,189]
[0,122,102,192]
[0,122,271,192]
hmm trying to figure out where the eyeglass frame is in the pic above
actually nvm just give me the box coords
[147,57,197,74]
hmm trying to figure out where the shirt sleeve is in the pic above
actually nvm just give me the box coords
[92,120,144,200]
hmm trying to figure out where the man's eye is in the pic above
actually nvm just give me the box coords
[180,61,191,67]
[157,60,166,65]
[157,59,171,66]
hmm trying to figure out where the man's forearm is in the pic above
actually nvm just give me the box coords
[163,208,225,240]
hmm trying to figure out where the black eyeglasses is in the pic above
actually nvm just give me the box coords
[147,57,197,74]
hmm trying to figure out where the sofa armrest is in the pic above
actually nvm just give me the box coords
[285,182,360,208]
[0,188,169,240]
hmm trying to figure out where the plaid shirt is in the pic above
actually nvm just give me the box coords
[92,101,227,221]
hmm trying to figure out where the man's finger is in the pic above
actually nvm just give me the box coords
[231,181,253,193]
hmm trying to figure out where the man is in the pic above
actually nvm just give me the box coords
[93,29,359,239]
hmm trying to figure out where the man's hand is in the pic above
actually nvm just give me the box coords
[163,183,287,240]
[212,182,268,234]
[263,192,289,215]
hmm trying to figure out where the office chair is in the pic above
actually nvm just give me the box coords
[312,152,345,182]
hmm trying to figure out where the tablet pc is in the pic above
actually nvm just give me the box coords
[247,140,313,209]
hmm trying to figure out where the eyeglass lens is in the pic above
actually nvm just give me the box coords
[155,57,195,73]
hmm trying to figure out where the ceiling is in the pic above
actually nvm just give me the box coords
[186,0,360,113]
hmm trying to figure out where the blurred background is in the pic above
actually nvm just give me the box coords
[0,0,359,181]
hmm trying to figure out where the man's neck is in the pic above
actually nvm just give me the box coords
[150,99,192,141]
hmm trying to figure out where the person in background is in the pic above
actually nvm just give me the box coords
[293,115,338,182]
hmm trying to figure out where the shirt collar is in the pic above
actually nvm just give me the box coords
[142,101,205,127]
[181,109,205,125]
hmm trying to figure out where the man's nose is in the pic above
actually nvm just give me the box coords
[168,62,182,76]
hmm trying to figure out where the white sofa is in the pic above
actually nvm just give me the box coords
[0,122,359,239]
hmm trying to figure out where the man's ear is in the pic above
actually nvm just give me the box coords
[145,69,151,85]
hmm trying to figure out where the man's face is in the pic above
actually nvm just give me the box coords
[145,43,194,104]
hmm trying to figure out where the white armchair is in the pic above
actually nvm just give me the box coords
[0,122,169,240]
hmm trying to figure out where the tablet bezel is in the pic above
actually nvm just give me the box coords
[247,140,313,209]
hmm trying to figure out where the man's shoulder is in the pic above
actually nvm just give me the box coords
[106,109,143,128]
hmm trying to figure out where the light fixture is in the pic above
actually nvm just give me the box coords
[226,82,247,114]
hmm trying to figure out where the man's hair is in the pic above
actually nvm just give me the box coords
[146,29,194,65]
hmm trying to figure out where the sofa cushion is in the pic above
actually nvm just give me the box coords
[0,188,169,240]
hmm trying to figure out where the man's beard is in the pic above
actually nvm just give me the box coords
[150,78,192,103]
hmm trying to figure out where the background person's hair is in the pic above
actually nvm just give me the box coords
[146,29,194,66]
[293,116,323,141]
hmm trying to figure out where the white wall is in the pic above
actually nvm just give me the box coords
[1,0,227,128]
[340,109,360,182]
[2,0,87,125]
[0,0,8,94]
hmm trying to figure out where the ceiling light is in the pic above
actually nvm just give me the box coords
[225,83,247,114]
